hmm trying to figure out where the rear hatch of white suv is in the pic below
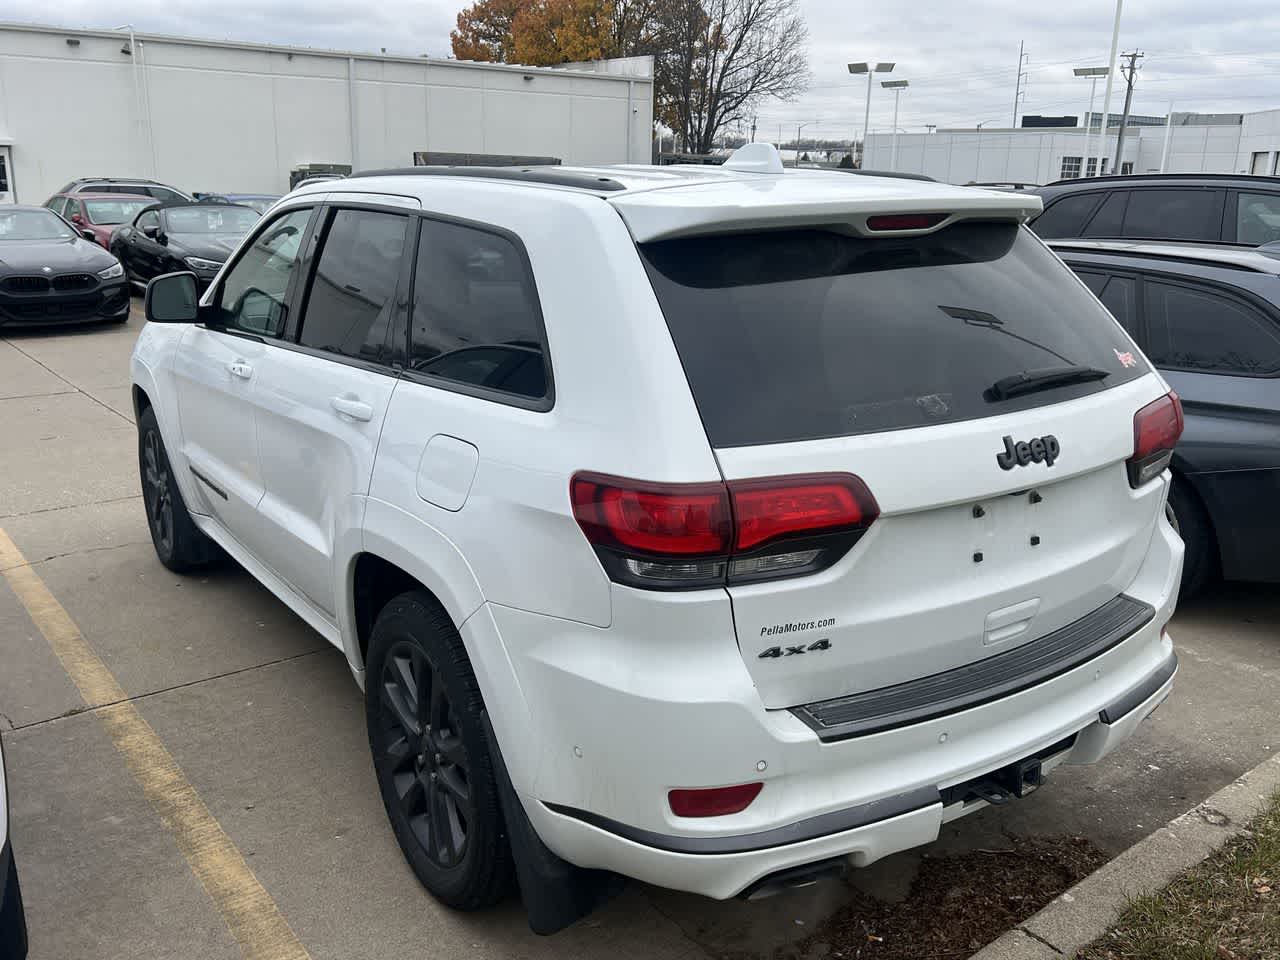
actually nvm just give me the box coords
[612,180,1178,723]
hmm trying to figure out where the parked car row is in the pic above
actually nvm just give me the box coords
[1025,173,1280,595]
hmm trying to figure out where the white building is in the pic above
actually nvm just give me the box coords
[864,108,1280,185]
[0,22,654,203]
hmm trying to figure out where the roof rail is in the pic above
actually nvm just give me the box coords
[838,168,937,182]
[347,166,627,192]
[1043,172,1280,187]
[1049,239,1280,274]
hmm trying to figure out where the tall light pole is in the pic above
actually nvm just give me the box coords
[882,79,909,171]
[848,61,895,167]
[1098,0,1124,175]
[1074,66,1109,176]
[795,121,815,168]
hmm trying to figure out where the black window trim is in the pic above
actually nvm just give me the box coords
[1137,270,1280,379]
[400,209,556,414]
[1062,262,1147,345]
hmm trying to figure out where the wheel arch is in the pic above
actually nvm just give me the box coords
[347,503,486,674]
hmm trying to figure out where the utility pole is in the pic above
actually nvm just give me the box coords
[1112,50,1144,173]
[1011,41,1029,128]
[750,116,757,143]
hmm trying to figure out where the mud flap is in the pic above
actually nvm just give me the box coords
[482,712,625,935]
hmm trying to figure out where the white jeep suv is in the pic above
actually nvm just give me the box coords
[131,145,1183,933]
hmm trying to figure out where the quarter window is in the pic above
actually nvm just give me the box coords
[1235,192,1280,246]
[297,208,408,364]
[1030,194,1101,238]
[408,218,548,401]
[1144,279,1280,376]
[1097,275,1138,335]
[216,206,314,337]
[1082,191,1127,237]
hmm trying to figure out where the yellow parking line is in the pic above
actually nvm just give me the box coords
[0,527,311,960]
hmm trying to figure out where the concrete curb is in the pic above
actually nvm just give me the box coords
[970,752,1280,959]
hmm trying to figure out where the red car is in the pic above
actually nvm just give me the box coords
[44,192,155,249]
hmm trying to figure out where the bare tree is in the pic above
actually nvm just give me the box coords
[658,0,808,153]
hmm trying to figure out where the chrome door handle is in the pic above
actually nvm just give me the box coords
[330,395,374,422]
[228,361,253,380]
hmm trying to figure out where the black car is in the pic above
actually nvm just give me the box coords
[0,206,130,328]
[1051,238,1280,593]
[1031,174,1280,246]
[111,202,260,290]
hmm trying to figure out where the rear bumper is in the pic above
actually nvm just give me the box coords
[524,641,1176,899]
[475,491,1183,899]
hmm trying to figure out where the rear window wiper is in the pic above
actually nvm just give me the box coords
[987,365,1110,401]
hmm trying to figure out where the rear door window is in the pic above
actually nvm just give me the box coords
[641,222,1150,447]
[296,208,408,365]
[1121,189,1223,241]
[1143,279,1280,376]
[1030,194,1102,238]
[1234,192,1280,246]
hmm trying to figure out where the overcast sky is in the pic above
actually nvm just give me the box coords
[11,0,1280,142]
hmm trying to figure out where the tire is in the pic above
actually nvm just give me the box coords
[365,591,513,910]
[137,406,217,572]
[1167,477,1214,598]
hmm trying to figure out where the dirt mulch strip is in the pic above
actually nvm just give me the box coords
[1076,793,1280,960]
[785,834,1107,960]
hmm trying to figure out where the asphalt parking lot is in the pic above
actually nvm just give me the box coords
[1,301,1277,960]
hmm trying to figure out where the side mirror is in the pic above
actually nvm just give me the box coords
[145,272,200,323]
[81,229,97,243]
[142,224,159,239]
[71,213,84,224]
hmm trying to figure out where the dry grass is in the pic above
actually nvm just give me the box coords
[1077,793,1280,960]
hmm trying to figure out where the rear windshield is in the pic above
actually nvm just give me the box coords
[640,221,1150,447]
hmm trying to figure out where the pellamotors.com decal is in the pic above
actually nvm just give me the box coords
[760,617,836,637]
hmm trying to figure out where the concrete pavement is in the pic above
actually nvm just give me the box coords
[0,303,1276,959]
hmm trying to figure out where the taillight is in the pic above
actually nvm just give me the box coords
[865,212,948,231]
[1128,392,1183,488]
[669,782,762,818]
[571,472,879,589]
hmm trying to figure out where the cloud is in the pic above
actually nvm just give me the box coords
[11,0,1280,140]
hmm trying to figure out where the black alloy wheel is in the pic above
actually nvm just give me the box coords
[365,591,512,909]
[136,406,216,572]
[141,427,175,558]
[373,640,473,870]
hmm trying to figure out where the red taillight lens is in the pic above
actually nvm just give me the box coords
[865,212,948,231]
[570,474,731,556]
[571,472,878,589]
[668,782,763,818]
[730,475,878,551]
[1128,392,1183,487]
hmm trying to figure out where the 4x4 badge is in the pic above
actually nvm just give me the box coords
[997,434,1060,470]
[759,639,832,659]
